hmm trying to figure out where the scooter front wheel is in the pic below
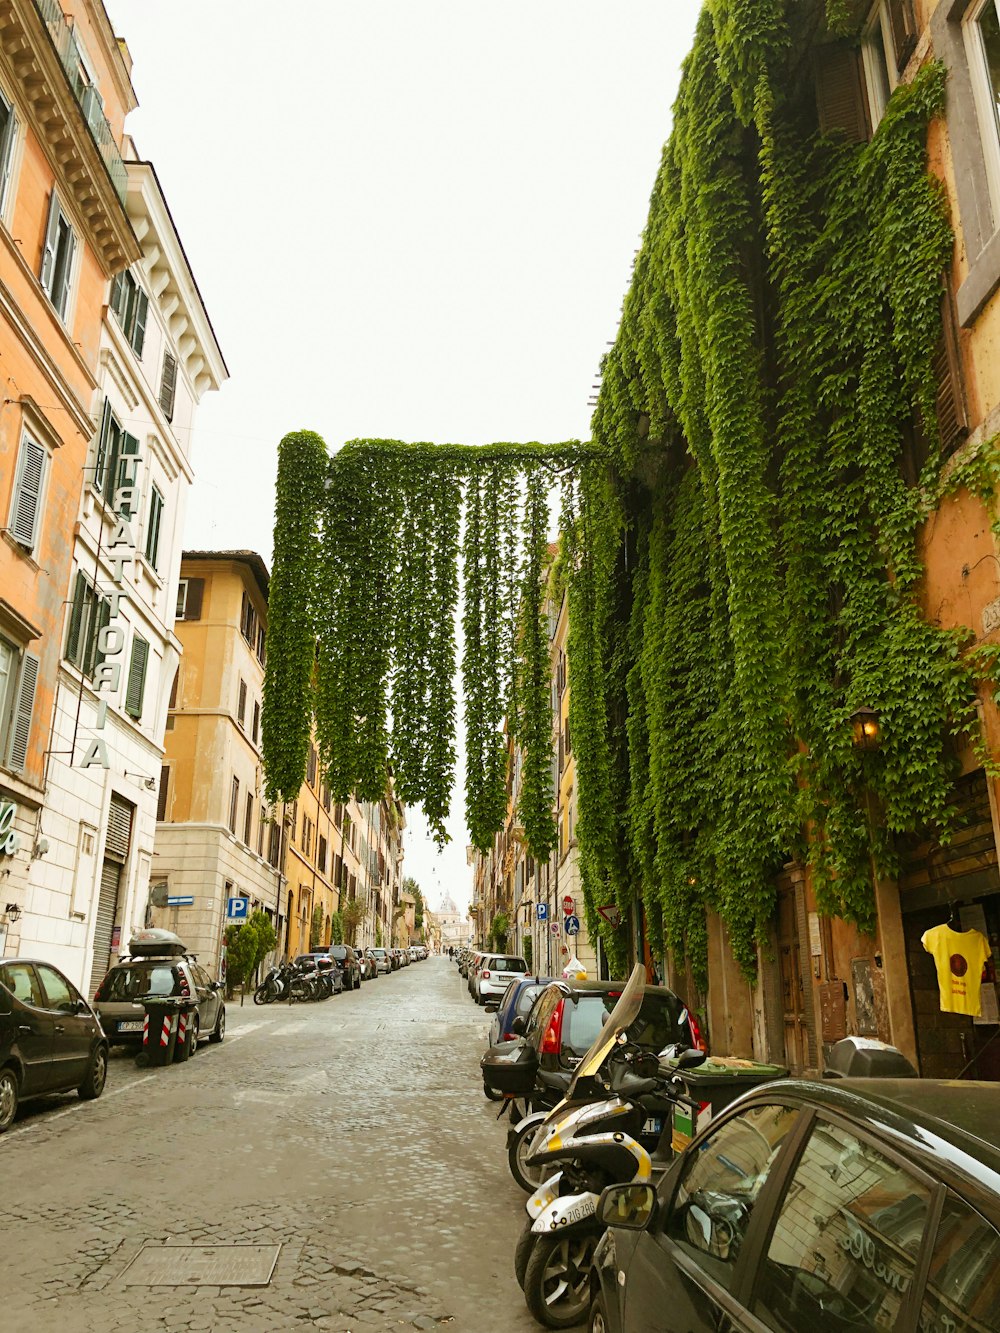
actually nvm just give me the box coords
[514,1217,538,1289]
[508,1114,548,1192]
[523,1228,600,1329]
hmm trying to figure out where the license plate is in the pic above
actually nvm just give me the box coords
[642,1117,663,1134]
[118,1020,143,1032]
[565,1198,596,1224]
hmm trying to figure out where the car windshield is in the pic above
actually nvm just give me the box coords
[565,989,685,1055]
[98,963,180,1001]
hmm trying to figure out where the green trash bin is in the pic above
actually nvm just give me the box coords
[666,1056,788,1151]
[141,997,180,1067]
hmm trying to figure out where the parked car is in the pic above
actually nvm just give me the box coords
[294,954,344,994]
[94,929,225,1050]
[485,976,552,1046]
[407,945,421,963]
[589,1077,1000,1333]
[361,948,381,979]
[387,948,401,971]
[329,945,361,989]
[0,958,110,1132]
[482,979,701,1110]
[368,948,392,975]
[473,953,528,1004]
[468,951,491,996]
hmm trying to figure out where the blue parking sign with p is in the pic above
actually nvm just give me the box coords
[227,896,249,921]
[536,902,548,921]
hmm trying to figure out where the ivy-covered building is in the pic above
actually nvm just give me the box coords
[571,0,1000,1079]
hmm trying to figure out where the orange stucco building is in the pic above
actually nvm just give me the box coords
[0,0,138,948]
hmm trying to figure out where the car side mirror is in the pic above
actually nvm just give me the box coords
[598,1183,657,1231]
[510,1015,527,1036]
[484,1000,499,1013]
[75,997,91,1015]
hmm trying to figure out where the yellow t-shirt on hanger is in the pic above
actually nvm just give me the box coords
[921,925,992,1017]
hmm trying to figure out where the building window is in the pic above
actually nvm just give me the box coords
[159,351,177,421]
[144,484,164,570]
[175,577,204,621]
[229,776,239,835]
[39,191,76,321]
[257,808,266,857]
[0,635,38,773]
[7,431,47,554]
[251,700,260,745]
[0,88,18,217]
[966,1,1000,217]
[243,792,253,846]
[307,746,317,787]
[109,270,149,356]
[65,571,111,679]
[256,624,266,665]
[240,591,259,647]
[861,3,896,128]
[93,399,139,510]
[318,835,327,876]
[237,678,247,728]
[156,765,169,822]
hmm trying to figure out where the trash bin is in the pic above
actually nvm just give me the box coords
[172,999,199,1063]
[666,1056,787,1151]
[140,996,180,1067]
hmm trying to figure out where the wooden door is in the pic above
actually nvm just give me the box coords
[777,879,809,1073]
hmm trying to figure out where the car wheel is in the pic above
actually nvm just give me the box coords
[0,1067,18,1132]
[523,1229,599,1329]
[589,1289,612,1333]
[78,1045,108,1100]
[508,1114,548,1192]
[210,1005,226,1043]
[189,1013,200,1052]
[514,1217,538,1290]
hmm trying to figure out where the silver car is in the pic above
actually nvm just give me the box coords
[369,948,392,975]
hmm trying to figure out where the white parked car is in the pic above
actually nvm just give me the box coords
[474,953,528,1003]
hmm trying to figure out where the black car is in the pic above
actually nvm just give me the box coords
[0,958,109,1132]
[328,945,361,990]
[589,1078,1000,1333]
[483,979,700,1108]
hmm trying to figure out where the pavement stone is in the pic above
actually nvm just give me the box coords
[3,958,557,1331]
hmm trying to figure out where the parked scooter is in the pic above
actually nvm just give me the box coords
[253,964,288,1005]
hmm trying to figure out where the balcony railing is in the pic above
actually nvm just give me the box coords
[34,0,128,206]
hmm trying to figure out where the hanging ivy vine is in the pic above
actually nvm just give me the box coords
[567,3,1000,982]
[265,437,598,855]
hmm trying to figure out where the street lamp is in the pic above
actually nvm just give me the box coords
[850,706,882,753]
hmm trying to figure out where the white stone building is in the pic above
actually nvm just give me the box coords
[27,149,225,995]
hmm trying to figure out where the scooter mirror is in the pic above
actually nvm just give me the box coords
[675,1048,707,1070]
[510,1015,527,1036]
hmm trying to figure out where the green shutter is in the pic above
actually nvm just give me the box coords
[40,190,59,293]
[94,399,113,493]
[65,572,87,667]
[131,288,148,356]
[110,271,126,320]
[10,437,45,549]
[88,595,111,678]
[115,431,140,511]
[145,485,163,568]
[159,352,177,420]
[125,634,149,720]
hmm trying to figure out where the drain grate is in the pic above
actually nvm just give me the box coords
[119,1244,281,1287]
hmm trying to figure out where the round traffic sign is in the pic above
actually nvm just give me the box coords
[564,914,581,936]
[562,895,574,913]
[550,922,561,936]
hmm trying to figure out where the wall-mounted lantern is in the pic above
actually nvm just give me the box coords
[850,706,882,753]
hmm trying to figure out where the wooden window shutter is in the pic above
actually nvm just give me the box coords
[131,288,149,356]
[94,398,114,493]
[65,572,87,665]
[815,44,871,144]
[935,283,969,455]
[159,352,177,420]
[89,596,111,677]
[55,225,75,319]
[156,766,169,821]
[39,190,60,293]
[886,0,918,73]
[10,437,45,548]
[8,651,38,771]
[125,634,149,719]
[238,677,247,725]
[185,577,204,620]
[168,669,179,709]
[110,271,126,320]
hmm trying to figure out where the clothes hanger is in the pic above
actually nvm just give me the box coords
[947,901,962,930]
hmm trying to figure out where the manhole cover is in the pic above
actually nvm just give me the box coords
[120,1244,281,1286]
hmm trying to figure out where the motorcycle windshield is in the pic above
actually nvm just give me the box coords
[564,963,646,1100]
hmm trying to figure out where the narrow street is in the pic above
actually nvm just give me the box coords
[5,959,540,1333]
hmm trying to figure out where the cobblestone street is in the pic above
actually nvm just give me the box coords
[5,958,544,1333]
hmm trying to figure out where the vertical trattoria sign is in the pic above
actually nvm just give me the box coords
[79,436,142,770]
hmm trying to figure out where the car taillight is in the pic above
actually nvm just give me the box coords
[540,1000,565,1055]
[482,970,491,979]
[688,1010,706,1053]
[178,975,190,997]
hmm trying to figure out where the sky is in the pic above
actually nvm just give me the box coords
[105,0,703,916]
